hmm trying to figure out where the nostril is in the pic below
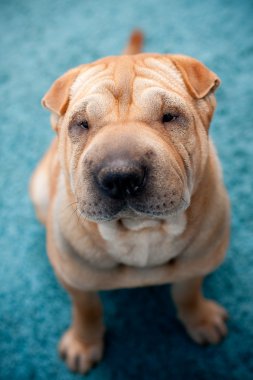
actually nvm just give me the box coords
[103,177,114,191]
[101,174,122,197]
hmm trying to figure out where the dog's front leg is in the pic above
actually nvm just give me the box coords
[58,283,105,374]
[171,277,228,345]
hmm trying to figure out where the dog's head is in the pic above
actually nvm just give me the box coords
[42,54,220,221]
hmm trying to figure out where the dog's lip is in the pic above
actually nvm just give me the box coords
[127,195,189,214]
[127,204,187,218]
[77,197,189,222]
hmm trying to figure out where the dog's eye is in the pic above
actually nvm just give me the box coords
[79,120,89,130]
[162,113,178,123]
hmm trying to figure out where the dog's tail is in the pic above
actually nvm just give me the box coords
[123,30,144,55]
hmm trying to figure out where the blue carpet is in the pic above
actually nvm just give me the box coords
[0,0,253,379]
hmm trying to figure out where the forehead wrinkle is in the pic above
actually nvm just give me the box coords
[135,63,186,96]
[145,57,187,93]
[132,85,191,121]
[145,57,185,84]
[67,100,88,122]
[134,65,185,95]
[88,78,117,97]
[71,63,115,101]
[71,64,107,94]
[133,78,190,107]
[71,76,115,106]
[69,86,117,122]
[70,73,119,122]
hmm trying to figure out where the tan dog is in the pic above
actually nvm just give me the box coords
[30,31,230,373]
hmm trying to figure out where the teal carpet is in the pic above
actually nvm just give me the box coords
[0,0,253,379]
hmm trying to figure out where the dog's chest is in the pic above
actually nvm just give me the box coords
[97,214,187,267]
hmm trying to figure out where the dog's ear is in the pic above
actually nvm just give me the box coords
[42,66,82,116]
[169,55,220,99]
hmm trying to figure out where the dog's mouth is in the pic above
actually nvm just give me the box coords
[76,194,190,222]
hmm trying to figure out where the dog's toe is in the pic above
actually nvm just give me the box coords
[59,328,103,374]
[179,299,228,345]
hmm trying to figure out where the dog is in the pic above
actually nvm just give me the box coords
[30,31,230,373]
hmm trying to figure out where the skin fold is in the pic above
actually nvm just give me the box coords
[30,31,230,374]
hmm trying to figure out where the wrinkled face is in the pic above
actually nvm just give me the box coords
[57,54,215,221]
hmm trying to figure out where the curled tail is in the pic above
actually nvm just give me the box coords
[123,30,144,55]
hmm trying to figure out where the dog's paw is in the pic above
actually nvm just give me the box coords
[179,300,228,345]
[59,328,103,374]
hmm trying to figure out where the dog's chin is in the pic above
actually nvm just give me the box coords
[77,198,189,223]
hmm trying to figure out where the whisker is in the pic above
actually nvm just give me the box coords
[76,208,82,225]
[77,208,89,222]
[70,207,78,220]
[61,201,78,215]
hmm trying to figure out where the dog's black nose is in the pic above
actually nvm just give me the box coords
[97,161,146,199]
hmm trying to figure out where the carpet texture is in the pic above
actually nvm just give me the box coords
[0,0,253,379]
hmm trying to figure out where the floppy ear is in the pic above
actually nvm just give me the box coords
[42,66,82,116]
[169,55,220,99]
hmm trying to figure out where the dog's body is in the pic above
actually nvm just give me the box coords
[30,32,230,373]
